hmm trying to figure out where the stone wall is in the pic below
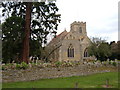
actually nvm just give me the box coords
[2,64,117,83]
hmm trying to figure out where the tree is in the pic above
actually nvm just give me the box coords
[88,37,111,61]
[109,41,120,60]
[21,2,32,64]
[117,41,120,60]
[0,24,2,62]
[2,16,25,63]
[2,1,61,63]
[98,43,111,61]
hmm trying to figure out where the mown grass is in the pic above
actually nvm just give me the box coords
[2,72,118,88]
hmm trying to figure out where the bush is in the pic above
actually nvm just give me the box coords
[2,63,16,70]
[16,62,28,69]
[2,66,6,70]
[66,62,73,67]
[108,61,111,64]
[55,61,62,67]
[16,64,21,69]
[61,61,75,67]
[112,62,117,66]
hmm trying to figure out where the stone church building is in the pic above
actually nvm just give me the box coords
[46,21,93,62]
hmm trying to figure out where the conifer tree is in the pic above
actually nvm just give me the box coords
[2,1,61,63]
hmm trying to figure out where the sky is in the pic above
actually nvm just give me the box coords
[0,0,119,42]
[55,0,119,42]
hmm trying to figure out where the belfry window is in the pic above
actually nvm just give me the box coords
[68,44,74,57]
[79,27,82,33]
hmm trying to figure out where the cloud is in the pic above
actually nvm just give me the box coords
[56,0,119,42]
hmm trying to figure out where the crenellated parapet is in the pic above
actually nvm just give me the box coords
[71,21,86,26]
[70,21,87,35]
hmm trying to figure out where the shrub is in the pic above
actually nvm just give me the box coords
[2,66,6,70]
[16,64,21,69]
[108,61,111,64]
[21,62,29,69]
[6,63,11,67]
[55,61,62,67]
[102,61,107,66]
[16,62,28,69]
[112,62,117,66]
[30,62,36,67]
[2,63,16,70]
[67,62,73,67]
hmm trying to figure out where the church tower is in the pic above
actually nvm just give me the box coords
[70,21,87,36]
[47,21,94,62]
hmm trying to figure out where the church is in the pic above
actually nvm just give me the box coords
[46,21,94,62]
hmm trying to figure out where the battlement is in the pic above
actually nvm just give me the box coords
[71,21,86,26]
[70,21,87,35]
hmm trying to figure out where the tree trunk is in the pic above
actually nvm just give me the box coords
[21,2,32,64]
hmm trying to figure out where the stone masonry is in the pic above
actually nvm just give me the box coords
[46,21,94,62]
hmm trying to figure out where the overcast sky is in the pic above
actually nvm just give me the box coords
[0,0,119,42]
[56,0,119,42]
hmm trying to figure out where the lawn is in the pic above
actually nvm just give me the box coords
[2,72,118,88]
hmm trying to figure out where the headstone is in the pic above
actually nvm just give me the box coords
[75,82,78,88]
[106,78,109,88]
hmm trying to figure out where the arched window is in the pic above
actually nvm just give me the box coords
[68,44,74,57]
[84,48,89,57]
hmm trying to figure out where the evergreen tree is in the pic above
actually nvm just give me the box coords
[2,1,61,63]
[2,16,24,63]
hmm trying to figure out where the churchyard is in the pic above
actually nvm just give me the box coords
[1,0,119,89]
[2,59,119,88]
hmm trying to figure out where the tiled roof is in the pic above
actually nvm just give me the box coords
[49,30,68,44]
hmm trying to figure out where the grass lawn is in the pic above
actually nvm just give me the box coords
[2,72,118,88]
